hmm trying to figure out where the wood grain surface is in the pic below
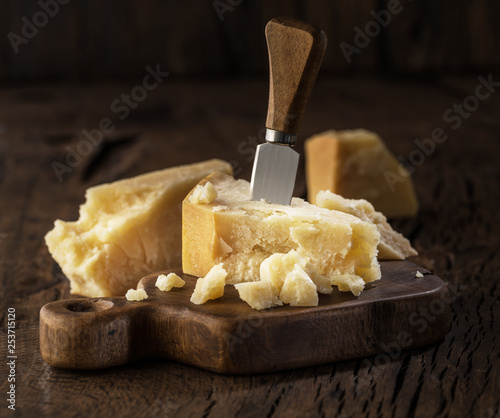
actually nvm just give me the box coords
[0,76,499,416]
[39,262,450,373]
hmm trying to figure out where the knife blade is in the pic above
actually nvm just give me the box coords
[250,17,327,205]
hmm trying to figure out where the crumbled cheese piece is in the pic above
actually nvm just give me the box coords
[189,181,217,204]
[125,288,148,301]
[260,250,307,294]
[279,264,318,307]
[190,264,227,305]
[415,271,424,278]
[234,281,282,310]
[305,263,333,294]
[237,251,334,309]
[155,272,185,291]
[212,205,229,211]
[331,274,365,297]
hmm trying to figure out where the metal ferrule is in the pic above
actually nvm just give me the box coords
[265,129,297,146]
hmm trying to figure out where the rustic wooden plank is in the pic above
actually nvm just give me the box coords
[0,77,499,416]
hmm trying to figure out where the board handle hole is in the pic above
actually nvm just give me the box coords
[66,299,114,313]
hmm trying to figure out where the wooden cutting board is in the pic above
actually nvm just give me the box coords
[40,260,451,374]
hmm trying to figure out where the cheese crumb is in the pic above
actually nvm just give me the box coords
[279,264,318,307]
[260,250,307,294]
[125,288,148,301]
[237,251,336,310]
[234,281,282,310]
[331,274,365,297]
[415,271,424,278]
[305,263,333,294]
[190,264,227,305]
[189,181,217,204]
[156,272,185,291]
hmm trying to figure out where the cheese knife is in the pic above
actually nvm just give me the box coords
[250,17,327,205]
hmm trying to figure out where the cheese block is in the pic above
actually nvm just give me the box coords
[45,159,232,297]
[305,129,418,218]
[315,190,418,260]
[182,172,381,295]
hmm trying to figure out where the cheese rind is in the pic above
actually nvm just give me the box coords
[316,190,417,260]
[305,129,418,218]
[182,172,381,296]
[45,159,232,297]
[156,273,185,292]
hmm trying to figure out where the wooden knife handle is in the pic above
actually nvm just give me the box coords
[265,17,327,135]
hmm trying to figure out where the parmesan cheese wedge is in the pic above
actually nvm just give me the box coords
[45,159,232,297]
[305,129,418,218]
[182,172,381,297]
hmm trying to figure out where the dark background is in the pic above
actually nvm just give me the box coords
[1,0,499,80]
[1,2,499,417]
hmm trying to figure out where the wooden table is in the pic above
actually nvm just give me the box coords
[1,76,499,417]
